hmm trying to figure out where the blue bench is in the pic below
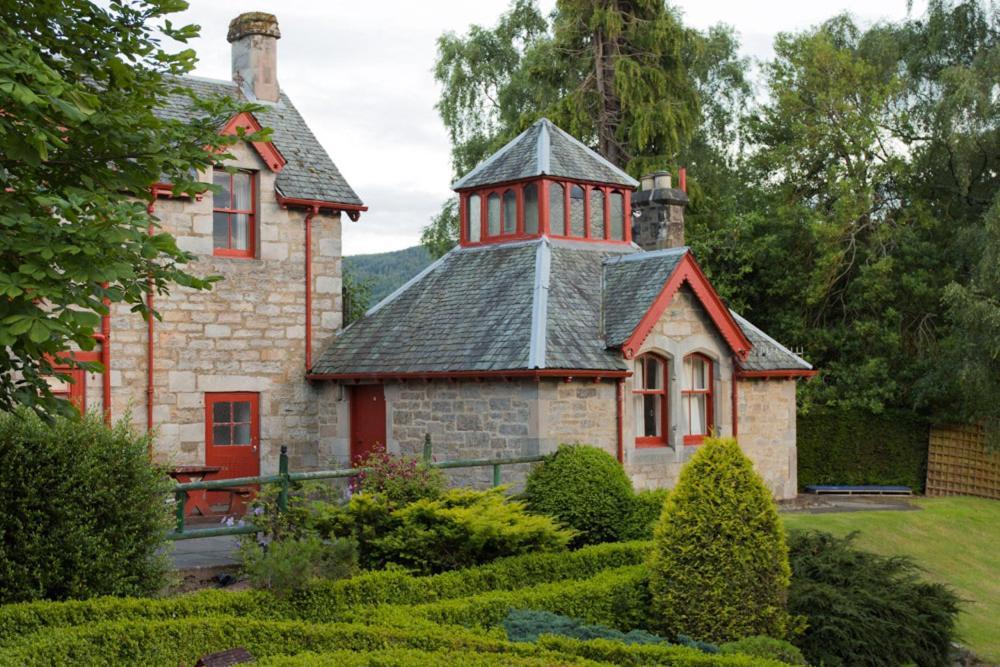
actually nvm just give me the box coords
[804,485,913,496]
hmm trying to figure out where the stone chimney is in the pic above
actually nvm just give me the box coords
[227,12,281,103]
[631,171,688,250]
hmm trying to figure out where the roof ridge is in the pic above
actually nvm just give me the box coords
[527,238,551,369]
[604,246,689,265]
[451,123,537,190]
[546,122,639,188]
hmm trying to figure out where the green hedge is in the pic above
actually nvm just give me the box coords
[257,647,605,666]
[797,408,928,491]
[0,541,651,646]
[0,615,785,667]
[362,566,650,631]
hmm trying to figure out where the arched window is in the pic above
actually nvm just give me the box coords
[466,194,481,243]
[589,188,605,239]
[487,193,501,237]
[502,189,517,235]
[633,353,668,446]
[569,185,585,237]
[549,182,565,235]
[609,190,624,240]
[523,183,539,234]
[682,353,713,444]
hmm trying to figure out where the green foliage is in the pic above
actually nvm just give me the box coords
[787,529,961,667]
[504,609,668,645]
[0,541,651,645]
[421,199,460,259]
[0,409,171,603]
[0,0,255,415]
[647,437,794,643]
[239,537,357,596]
[624,488,670,540]
[344,246,433,300]
[797,407,928,490]
[350,450,445,506]
[358,487,575,574]
[523,444,637,545]
[341,266,373,326]
[719,637,807,666]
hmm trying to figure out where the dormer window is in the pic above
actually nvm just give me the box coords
[213,168,256,258]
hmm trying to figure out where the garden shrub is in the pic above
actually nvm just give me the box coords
[536,636,787,666]
[350,450,445,505]
[503,609,667,645]
[647,437,794,643]
[719,637,807,665]
[0,409,171,603]
[239,536,357,595]
[623,488,669,540]
[522,444,637,545]
[797,407,928,491]
[787,529,960,667]
[354,487,575,574]
[0,540,651,645]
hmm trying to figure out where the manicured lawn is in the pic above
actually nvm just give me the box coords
[783,496,1000,663]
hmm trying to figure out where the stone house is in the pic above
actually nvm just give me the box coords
[51,13,364,488]
[311,119,815,499]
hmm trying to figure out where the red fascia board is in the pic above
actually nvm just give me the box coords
[276,193,368,222]
[735,369,818,379]
[220,112,287,173]
[454,174,638,194]
[620,252,753,361]
[307,369,630,382]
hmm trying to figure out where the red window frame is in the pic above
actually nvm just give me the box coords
[633,353,669,447]
[458,177,632,246]
[212,168,257,258]
[205,392,260,448]
[682,353,714,445]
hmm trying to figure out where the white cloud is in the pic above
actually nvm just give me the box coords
[166,0,926,255]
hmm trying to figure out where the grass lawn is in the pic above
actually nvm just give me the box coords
[783,496,1000,663]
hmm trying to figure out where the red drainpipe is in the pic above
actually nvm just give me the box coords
[731,358,739,438]
[679,167,687,194]
[615,379,625,464]
[304,205,319,372]
[101,304,111,425]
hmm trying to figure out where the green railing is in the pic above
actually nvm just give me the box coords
[167,435,545,540]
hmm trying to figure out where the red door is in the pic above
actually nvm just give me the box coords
[205,392,260,509]
[350,385,386,463]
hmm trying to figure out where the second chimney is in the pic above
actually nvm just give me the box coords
[228,12,281,103]
[631,170,688,250]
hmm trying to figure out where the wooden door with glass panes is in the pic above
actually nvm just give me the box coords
[205,392,260,507]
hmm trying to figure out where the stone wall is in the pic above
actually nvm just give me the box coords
[737,377,797,499]
[107,140,342,474]
[538,380,617,458]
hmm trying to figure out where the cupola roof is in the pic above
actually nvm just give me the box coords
[451,118,639,191]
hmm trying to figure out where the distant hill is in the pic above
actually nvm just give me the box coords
[344,245,434,304]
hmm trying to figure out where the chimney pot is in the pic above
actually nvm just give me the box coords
[652,171,672,190]
[640,174,655,191]
[228,12,281,103]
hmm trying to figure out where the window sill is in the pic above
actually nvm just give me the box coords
[683,435,705,446]
[635,438,669,448]
[212,250,258,260]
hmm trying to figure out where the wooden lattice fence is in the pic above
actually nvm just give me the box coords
[926,424,1000,499]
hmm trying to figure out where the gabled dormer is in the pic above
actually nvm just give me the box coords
[452,118,639,246]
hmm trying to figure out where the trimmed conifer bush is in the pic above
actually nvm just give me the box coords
[0,409,171,603]
[646,437,793,643]
[522,444,636,545]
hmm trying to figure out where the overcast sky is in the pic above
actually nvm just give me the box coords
[167,0,927,256]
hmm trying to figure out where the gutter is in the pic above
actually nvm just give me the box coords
[734,369,818,379]
[306,369,630,383]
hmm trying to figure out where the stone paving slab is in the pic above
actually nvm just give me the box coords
[169,535,240,569]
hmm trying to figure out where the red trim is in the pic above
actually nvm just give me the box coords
[615,379,625,463]
[681,353,713,446]
[212,169,256,259]
[220,112,287,173]
[307,369,630,382]
[276,193,368,222]
[100,298,111,425]
[632,353,669,448]
[621,253,752,361]
[731,361,738,438]
[735,369,818,379]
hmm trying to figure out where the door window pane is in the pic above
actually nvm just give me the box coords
[213,424,232,446]
[233,421,251,445]
[467,194,481,242]
[609,191,624,240]
[569,185,585,237]
[233,401,251,423]
[487,193,501,237]
[549,183,565,235]
[502,189,517,235]
[590,188,605,239]
[213,401,231,423]
[523,184,539,234]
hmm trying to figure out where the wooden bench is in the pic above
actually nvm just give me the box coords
[217,486,255,516]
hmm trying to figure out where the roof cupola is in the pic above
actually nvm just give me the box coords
[452,119,639,247]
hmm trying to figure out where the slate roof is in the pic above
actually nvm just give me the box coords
[451,118,639,191]
[157,75,363,206]
[603,248,687,347]
[311,240,811,376]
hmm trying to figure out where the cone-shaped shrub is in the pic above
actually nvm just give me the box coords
[523,444,636,546]
[647,437,792,643]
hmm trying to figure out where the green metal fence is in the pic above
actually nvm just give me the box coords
[168,435,545,540]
